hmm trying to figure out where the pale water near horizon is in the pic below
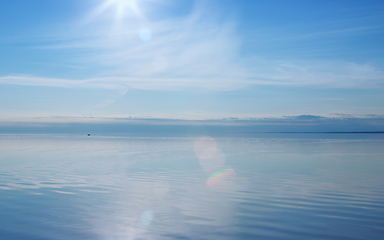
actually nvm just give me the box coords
[0,133,384,239]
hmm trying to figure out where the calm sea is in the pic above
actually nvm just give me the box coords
[1,133,384,239]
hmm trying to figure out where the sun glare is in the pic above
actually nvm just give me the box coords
[90,0,142,22]
[114,0,141,18]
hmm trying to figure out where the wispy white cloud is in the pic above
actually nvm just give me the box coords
[0,74,249,92]
[246,60,384,88]
[266,25,383,42]
[2,1,384,93]
[3,58,383,93]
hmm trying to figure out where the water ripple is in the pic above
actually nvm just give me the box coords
[1,134,384,239]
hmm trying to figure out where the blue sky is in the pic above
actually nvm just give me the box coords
[1,0,384,125]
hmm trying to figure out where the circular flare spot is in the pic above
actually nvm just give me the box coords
[139,27,152,42]
[194,137,225,173]
[137,210,153,233]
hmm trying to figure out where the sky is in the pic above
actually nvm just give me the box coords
[1,0,384,128]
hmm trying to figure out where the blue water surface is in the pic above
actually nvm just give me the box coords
[0,133,384,240]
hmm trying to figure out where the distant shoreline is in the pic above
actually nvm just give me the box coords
[250,132,384,134]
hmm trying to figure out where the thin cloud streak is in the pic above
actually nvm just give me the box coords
[266,25,383,42]
[1,59,383,93]
[0,75,250,92]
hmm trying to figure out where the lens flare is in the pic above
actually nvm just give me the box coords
[139,27,152,42]
[194,136,236,187]
[194,136,225,173]
[114,0,141,19]
[86,0,142,24]
[207,167,235,187]
[194,136,217,160]
[137,210,154,233]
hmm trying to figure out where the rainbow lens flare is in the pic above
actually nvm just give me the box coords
[207,167,235,187]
